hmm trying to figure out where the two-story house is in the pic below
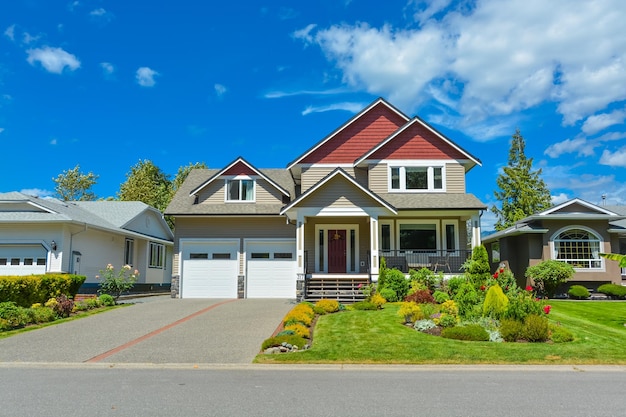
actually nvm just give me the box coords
[165,98,487,300]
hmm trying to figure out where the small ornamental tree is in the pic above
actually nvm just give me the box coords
[97,264,139,302]
[483,284,509,318]
[463,245,491,286]
[525,260,574,298]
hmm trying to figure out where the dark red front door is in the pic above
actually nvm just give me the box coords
[328,229,347,273]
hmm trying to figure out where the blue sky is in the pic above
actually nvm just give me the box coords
[1,0,625,230]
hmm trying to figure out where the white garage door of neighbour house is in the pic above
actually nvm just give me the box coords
[246,239,296,298]
[0,244,47,275]
[181,240,239,298]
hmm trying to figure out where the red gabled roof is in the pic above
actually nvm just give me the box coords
[222,161,258,176]
[287,98,409,168]
[354,117,482,170]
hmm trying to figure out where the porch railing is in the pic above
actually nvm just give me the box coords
[380,249,472,274]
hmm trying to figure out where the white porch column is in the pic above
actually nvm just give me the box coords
[370,216,379,280]
[471,214,482,248]
[296,215,306,275]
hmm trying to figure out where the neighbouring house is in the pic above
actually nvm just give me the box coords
[165,98,487,301]
[0,192,174,292]
[482,198,626,292]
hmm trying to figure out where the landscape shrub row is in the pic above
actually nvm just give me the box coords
[0,274,86,307]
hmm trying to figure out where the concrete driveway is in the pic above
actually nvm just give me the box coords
[0,296,295,364]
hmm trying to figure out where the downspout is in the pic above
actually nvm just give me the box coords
[69,223,88,274]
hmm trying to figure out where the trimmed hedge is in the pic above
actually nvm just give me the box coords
[0,274,86,307]
[441,324,489,341]
[597,284,626,299]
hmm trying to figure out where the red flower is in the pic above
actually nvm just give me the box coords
[525,285,533,291]
[480,285,486,291]
[493,272,499,279]
[543,305,552,314]
[499,267,505,274]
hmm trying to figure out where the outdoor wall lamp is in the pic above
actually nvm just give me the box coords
[51,240,57,251]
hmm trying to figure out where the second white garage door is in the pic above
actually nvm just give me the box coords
[246,239,296,298]
[181,240,239,298]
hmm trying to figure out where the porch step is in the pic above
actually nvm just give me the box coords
[304,276,369,304]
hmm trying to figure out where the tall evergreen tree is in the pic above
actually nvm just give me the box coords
[52,164,98,201]
[491,129,552,231]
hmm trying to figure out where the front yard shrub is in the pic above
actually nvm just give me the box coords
[52,294,74,318]
[370,293,386,309]
[0,274,86,307]
[482,284,509,319]
[414,319,437,332]
[463,245,491,286]
[441,324,489,341]
[440,299,459,317]
[549,323,575,343]
[453,282,480,318]
[98,294,115,306]
[568,285,590,300]
[351,301,378,310]
[283,309,313,327]
[499,319,524,342]
[397,302,423,323]
[409,267,440,291]
[522,314,549,342]
[276,330,295,337]
[525,260,574,298]
[404,289,435,304]
[379,287,397,302]
[382,269,410,301]
[433,290,450,303]
[434,313,457,328]
[503,290,543,321]
[29,306,56,323]
[97,264,139,301]
[261,335,307,350]
[0,302,30,329]
[597,284,626,299]
[284,323,310,339]
[444,276,466,298]
[315,299,340,313]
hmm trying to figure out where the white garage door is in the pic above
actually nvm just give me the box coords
[246,240,296,298]
[181,241,239,298]
[0,244,47,275]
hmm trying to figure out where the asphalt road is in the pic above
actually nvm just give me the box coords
[0,365,625,417]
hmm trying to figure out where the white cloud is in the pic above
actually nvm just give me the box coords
[89,8,114,24]
[599,146,626,167]
[544,137,595,158]
[264,87,348,99]
[90,8,106,16]
[299,0,626,133]
[20,188,54,197]
[551,193,570,205]
[302,101,367,115]
[22,32,40,44]
[582,108,626,135]
[26,46,81,74]
[214,83,227,97]
[100,62,115,77]
[4,24,15,41]
[135,67,159,87]
[50,138,58,145]
[0,128,4,134]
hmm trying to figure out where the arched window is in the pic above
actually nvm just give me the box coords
[552,228,602,269]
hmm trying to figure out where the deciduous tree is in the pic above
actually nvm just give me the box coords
[492,129,552,231]
[172,162,207,192]
[117,160,172,212]
[52,164,98,201]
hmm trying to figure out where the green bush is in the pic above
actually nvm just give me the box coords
[549,324,574,343]
[284,323,310,339]
[381,269,410,302]
[499,319,524,342]
[453,282,480,318]
[409,268,440,291]
[503,290,544,321]
[29,306,56,323]
[397,302,423,323]
[482,284,509,318]
[523,314,549,342]
[98,294,115,306]
[597,284,626,299]
[463,245,491,286]
[433,290,450,303]
[97,264,138,301]
[261,335,308,350]
[444,276,467,298]
[525,260,574,298]
[315,299,340,313]
[351,301,378,310]
[0,301,31,329]
[0,274,86,307]
[379,287,397,302]
[441,324,490,341]
[568,285,590,300]
[436,313,458,328]
[276,330,295,337]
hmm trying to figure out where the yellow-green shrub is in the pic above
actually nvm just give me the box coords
[440,300,459,317]
[315,299,340,313]
[284,323,310,339]
[370,293,386,309]
[0,274,86,307]
[283,303,314,326]
[397,302,423,323]
[483,284,509,318]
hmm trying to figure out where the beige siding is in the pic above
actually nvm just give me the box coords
[368,163,388,194]
[301,166,355,193]
[445,163,465,193]
[196,177,284,205]
[299,175,381,208]
[172,217,295,274]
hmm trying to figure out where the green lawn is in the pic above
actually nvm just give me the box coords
[255,301,626,364]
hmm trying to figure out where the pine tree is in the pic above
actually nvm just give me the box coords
[492,129,552,231]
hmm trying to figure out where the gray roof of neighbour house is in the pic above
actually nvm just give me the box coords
[0,192,173,243]
[165,168,296,216]
[606,205,626,232]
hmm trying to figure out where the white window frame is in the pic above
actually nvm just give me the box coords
[314,224,359,273]
[550,226,604,271]
[224,176,255,202]
[388,163,445,192]
[149,242,165,269]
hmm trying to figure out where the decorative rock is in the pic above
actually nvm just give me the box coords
[304,344,310,350]
[264,347,280,355]
[279,346,289,353]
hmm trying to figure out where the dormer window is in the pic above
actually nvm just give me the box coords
[389,166,444,192]
[226,178,255,201]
